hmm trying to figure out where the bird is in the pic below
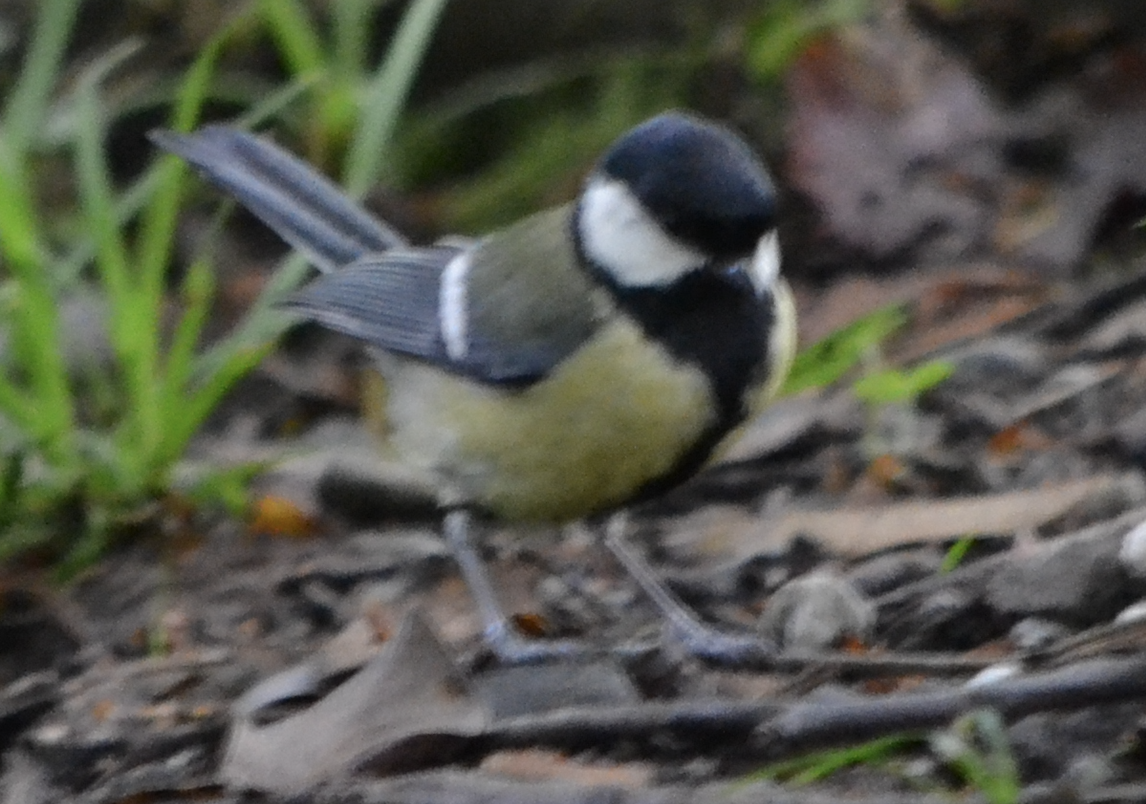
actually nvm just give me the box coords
[152,111,796,663]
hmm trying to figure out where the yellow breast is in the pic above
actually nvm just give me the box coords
[377,317,717,522]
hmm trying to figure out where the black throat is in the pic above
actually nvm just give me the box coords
[609,268,773,425]
[571,198,775,422]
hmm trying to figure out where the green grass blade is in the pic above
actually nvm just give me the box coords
[58,165,164,285]
[0,141,76,460]
[747,0,871,81]
[164,341,276,466]
[234,74,320,129]
[0,451,25,521]
[124,18,245,482]
[332,0,376,79]
[0,145,48,279]
[137,15,239,290]
[934,710,1020,804]
[197,0,444,375]
[941,535,976,573]
[73,73,164,480]
[1,0,82,159]
[747,733,921,785]
[853,361,954,406]
[159,255,215,450]
[344,0,449,194]
[257,0,327,77]
[0,282,76,462]
[782,304,908,396]
[0,374,42,439]
[73,80,132,311]
[150,14,299,458]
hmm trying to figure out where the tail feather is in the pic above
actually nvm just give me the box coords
[150,126,406,272]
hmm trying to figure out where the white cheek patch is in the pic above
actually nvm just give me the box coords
[440,249,471,361]
[578,177,706,288]
[749,230,781,295]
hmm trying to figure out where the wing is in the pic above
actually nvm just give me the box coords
[281,206,603,385]
[150,126,405,271]
[280,246,457,365]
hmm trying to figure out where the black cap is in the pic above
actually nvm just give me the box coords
[598,111,776,260]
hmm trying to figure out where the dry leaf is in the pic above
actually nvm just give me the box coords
[223,611,487,793]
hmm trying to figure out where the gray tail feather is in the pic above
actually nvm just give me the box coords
[150,126,406,272]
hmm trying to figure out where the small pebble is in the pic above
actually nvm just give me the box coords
[1010,617,1071,652]
[758,570,875,650]
[1114,599,1146,625]
[965,662,1021,689]
[1119,520,1146,579]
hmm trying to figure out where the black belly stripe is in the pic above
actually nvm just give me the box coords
[603,268,775,502]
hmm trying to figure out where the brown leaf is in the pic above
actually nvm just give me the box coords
[691,474,1143,562]
[223,611,487,793]
[247,494,319,539]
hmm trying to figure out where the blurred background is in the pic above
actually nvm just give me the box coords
[10,0,1146,277]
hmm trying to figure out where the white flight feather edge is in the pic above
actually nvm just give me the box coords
[440,249,472,361]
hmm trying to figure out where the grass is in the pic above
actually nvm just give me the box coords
[743,710,1019,803]
[940,535,977,573]
[256,0,449,183]
[931,709,1021,804]
[747,733,924,785]
[0,11,266,571]
[0,0,444,573]
[782,304,909,397]
[781,303,952,405]
[853,361,955,406]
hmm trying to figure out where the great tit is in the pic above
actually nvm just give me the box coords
[153,112,796,663]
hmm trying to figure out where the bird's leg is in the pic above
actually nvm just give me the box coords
[443,508,586,664]
[603,512,775,664]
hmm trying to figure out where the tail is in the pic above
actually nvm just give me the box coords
[150,126,406,272]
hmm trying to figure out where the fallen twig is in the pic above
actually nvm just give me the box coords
[755,654,1146,759]
[482,654,1146,764]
